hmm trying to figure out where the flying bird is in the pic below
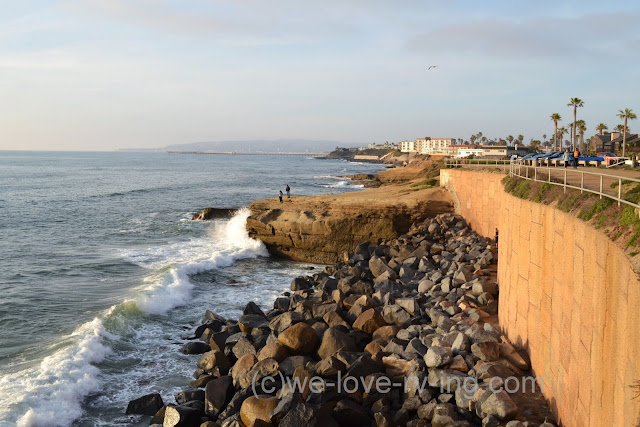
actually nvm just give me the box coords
[428,65,438,70]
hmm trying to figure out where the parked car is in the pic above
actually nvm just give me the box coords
[597,152,626,161]
[597,152,628,165]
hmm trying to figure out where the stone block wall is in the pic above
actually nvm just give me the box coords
[440,169,640,427]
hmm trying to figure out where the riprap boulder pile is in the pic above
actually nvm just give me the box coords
[130,213,556,427]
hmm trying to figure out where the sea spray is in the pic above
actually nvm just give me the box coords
[1,209,268,426]
[0,319,110,427]
[132,208,267,315]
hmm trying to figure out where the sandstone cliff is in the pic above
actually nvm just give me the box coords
[246,185,453,263]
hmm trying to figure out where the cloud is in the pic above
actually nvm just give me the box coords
[61,0,362,46]
[406,12,640,62]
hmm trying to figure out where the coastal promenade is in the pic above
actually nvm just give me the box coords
[445,160,640,209]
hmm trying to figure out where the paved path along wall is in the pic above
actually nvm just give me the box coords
[440,169,640,427]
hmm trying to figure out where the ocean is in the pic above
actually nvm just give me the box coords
[0,151,386,426]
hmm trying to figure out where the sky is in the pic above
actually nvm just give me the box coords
[1,0,639,151]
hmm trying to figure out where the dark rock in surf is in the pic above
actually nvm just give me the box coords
[125,392,164,415]
[192,207,237,221]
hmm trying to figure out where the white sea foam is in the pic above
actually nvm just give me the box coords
[0,208,267,426]
[320,180,349,188]
[124,208,268,315]
[0,319,110,427]
[313,175,342,179]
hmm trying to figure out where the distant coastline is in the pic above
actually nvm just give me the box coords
[166,150,328,157]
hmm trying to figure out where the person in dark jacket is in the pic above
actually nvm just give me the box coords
[285,184,290,198]
[278,190,283,203]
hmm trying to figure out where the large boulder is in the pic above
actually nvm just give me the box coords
[125,393,164,415]
[424,346,453,368]
[353,308,386,335]
[317,327,357,359]
[240,395,280,426]
[197,350,231,373]
[180,341,211,355]
[277,322,318,355]
[257,342,289,362]
[476,390,518,421]
[192,207,236,220]
[369,256,396,278]
[204,375,234,417]
[163,404,202,427]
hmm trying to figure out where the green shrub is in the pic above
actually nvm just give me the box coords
[514,180,531,199]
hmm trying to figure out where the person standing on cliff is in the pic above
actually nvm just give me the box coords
[278,190,283,203]
[285,184,290,198]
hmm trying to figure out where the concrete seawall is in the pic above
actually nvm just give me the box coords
[440,169,640,427]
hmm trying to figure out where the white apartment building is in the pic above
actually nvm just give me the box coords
[416,138,455,154]
[398,140,417,152]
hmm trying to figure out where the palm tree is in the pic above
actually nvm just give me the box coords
[567,98,584,150]
[517,134,524,144]
[617,108,637,157]
[596,123,608,136]
[558,127,568,148]
[576,120,587,152]
[615,124,628,133]
[542,134,547,143]
[470,135,477,144]
[551,113,562,151]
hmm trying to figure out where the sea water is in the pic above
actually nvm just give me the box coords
[0,151,386,426]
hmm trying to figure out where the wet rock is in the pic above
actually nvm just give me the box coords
[125,393,164,415]
[163,404,202,427]
[181,341,211,355]
[238,314,269,333]
[175,389,205,405]
[197,350,231,374]
[243,301,266,317]
[204,375,234,417]
[291,277,314,291]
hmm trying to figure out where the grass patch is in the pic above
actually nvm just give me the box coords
[611,179,633,188]
[578,197,615,221]
[558,192,587,212]
[513,180,530,199]
[594,215,608,229]
[409,178,439,191]
[629,233,640,247]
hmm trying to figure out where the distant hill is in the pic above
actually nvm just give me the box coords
[162,139,362,153]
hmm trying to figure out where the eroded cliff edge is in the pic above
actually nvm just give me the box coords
[246,185,454,263]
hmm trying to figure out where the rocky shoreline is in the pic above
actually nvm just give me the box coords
[126,213,557,427]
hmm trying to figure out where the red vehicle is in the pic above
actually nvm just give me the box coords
[597,152,628,165]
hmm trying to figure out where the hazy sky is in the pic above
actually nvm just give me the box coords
[1,1,639,151]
